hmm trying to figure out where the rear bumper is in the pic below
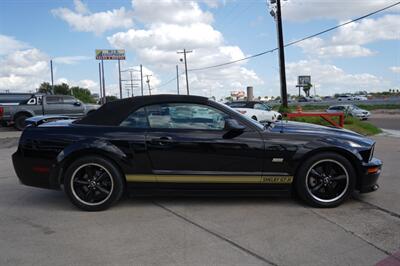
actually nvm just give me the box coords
[12,149,60,190]
[358,158,382,193]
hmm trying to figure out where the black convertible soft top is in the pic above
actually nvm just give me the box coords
[75,94,209,126]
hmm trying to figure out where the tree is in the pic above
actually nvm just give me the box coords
[71,86,96,103]
[303,83,312,97]
[37,82,53,94]
[53,83,70,95]
[105,95,118,102]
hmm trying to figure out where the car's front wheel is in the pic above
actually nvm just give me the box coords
[295,152,355,207]
[64,156,125,211]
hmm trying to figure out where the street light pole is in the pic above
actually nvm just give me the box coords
[50,60,54,94]
[177,49,192,95]
[98,62,103,103]
[118,59,122,99]
[176,65,180,95]
[140,64,144,96]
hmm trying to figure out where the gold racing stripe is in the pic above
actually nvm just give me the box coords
[125,174,293,184]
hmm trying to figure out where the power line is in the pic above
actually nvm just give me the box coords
[188,1,400,72]
[152,1,399,90]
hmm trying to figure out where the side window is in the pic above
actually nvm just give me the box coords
[120,107,149,128]
[46,96,62,104]
[146,103,228,130]
[63,96,77,104]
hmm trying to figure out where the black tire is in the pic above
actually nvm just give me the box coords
[64,155,125,211]
[14,114,30,131]
[295,152,356,208]
[251,116,258,121]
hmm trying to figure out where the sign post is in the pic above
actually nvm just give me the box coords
[296,75,312,97]
[95,49,126,103]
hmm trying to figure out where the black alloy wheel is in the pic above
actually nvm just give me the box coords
[64,156,125,211]
[296,152,355,207]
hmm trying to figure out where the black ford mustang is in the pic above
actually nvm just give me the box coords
[12,95,382,211]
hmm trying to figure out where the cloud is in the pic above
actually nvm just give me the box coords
[0,35,95,93]
[285,60,385,95]
[108,0,262,99]
[296,15,400,59]
[0,34,30,55]
[389,66,400,74]
[0,48,49,92]
[131,0,213,25]
[52,0,134,35]
[282,0,400,21]
[53,55,91,64]
[108,23,223,51]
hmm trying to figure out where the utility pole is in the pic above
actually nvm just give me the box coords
[145,75,152,95]
[101,58,106,103]
[269,0,288,108]
[129,71,134,97]
[120,67,141,97]
[176,65,180,94]
[118,59,122,99]
[140,64,144,96]
[177,49,192,95]
[98,62,103,104]
[50,60,54,94]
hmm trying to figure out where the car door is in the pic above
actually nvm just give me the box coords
[143,102,265,184]
[43,96,66,115]
[62,96,85,117]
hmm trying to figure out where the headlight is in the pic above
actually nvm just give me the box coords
[369,144,375,161]
[347,141,362,148]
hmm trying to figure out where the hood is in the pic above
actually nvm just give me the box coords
[270,120,374,146]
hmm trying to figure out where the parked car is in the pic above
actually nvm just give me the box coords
[353,95,368,101]
[0,93,38,106]
[0,94,99,130]
[326,104,370,120]
[307,96,322,102]
[13,95,381,211]
[225,101,282,123]
[337,95,354,101]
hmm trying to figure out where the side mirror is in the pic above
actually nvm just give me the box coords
[223,119,245,139]
[225,119,245,131]
[74,101,82,106]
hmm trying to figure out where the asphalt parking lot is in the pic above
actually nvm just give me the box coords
[0,121,400,265]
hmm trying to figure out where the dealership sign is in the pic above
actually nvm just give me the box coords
[96,49,126,60]
[298,75,311,86]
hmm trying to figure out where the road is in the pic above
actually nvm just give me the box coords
[0,134,400,265]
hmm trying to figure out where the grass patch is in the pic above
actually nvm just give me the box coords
[288,116,382,136]
[272,103,400,112]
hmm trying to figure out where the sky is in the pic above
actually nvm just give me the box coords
[0,0,399,100]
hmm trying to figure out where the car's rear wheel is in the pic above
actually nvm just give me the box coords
[295,152,355,207]
[64,156,125,211]
[14,114,30,131]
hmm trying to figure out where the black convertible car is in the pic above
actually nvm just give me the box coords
[12,95,382,211]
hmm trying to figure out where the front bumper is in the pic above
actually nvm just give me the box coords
[358,157,382,193]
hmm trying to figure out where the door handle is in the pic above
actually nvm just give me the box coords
[150,136,173,145]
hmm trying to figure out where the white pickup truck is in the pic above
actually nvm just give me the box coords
[225,101,282,123]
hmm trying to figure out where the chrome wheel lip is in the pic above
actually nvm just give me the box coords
[70,163,114,206]
[305,159,349,203]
